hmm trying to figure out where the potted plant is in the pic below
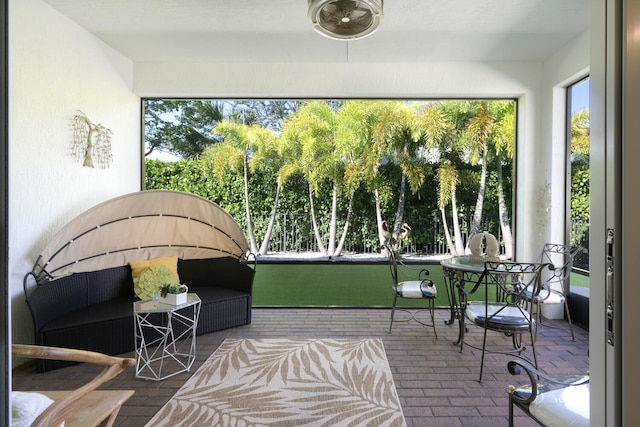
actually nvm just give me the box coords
[158,283,189,305]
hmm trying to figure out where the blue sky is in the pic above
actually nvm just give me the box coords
[571,78,590,113]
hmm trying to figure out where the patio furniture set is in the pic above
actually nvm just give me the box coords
[396,232,590,425]
[16,201,588,426]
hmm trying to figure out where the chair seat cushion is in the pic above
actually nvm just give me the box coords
[466,302,533,331]
[529,383,590,427]
[525,286,566,304]
[396,280,437,298]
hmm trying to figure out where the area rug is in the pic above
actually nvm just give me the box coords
[145,338,406,426]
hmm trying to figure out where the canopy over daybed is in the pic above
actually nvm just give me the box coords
[29,190,250,283]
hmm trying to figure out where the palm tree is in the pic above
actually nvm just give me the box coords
[491,103,516,259]
[431,101,470,255]
[463,101,495,241]
[331,100,381,255]
[437,162,464,255]
[201,120,277,255]
[373,103,435,248]
[249,130,286,255]
[280,101,341,255]
[571,108,590,155]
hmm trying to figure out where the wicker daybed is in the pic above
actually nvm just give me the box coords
[22,190,256,372]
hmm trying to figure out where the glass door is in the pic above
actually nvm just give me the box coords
[566,77,590,329]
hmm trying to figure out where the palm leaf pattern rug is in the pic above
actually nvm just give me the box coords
[145,338,406,426]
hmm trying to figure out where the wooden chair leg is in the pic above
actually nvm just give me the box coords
[104,404,125,427]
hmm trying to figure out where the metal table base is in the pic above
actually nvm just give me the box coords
[134,293,201,381]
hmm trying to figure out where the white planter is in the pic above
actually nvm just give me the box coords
[158,292,187,306]
[541,302,564,320]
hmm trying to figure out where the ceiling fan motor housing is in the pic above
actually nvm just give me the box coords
[308,0,383,40]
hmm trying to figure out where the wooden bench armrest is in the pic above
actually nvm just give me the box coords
[12,344,136,427]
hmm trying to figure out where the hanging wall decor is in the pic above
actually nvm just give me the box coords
[71,111,113,168]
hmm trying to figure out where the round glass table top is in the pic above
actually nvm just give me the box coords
[440,255,500,272]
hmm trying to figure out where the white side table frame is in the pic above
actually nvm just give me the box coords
[134,293,201,381]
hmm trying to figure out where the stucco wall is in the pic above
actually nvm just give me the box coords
[8,0,140,351]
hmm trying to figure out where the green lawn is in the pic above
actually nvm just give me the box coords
[252,261,590,307]
[253,261,450,307]
[570,272,590,288]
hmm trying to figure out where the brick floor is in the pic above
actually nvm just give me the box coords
[12,308,588,426]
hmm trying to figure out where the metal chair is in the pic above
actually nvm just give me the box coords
[507,359,589,427]
[527,243,588,341]
[386,243,438,338]
[458,260,553,381]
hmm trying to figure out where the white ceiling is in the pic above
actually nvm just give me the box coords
[43,0,590,63]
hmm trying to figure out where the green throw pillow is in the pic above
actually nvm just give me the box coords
[134,265,180,300]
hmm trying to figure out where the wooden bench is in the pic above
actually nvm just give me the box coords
[11,344,136,427]
[507,359,589,426]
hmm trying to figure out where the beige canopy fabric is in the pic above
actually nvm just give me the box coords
[30,190,250,282]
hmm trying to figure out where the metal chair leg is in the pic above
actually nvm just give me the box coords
[564,298,576,341]
[479,325,489,382]
[389,294,398,333]
[429,299,438,339]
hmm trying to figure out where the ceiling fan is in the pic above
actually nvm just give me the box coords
[308,0,383,41]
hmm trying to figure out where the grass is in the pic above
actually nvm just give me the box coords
[254,261,453,307]
[252,261,591,307]
[570,272,590,288]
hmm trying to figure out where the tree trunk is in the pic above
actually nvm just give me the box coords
[309,186,327,255]
[374,188,386,250]
[333,193,355,257]
[243,154,258,254]
[441,208,456,255]
[497,159,513,259]
[327,185,338,255]
[469,151,488,245]
[258,182,281,255]
[392,173,407,245]
[451,190,465,255]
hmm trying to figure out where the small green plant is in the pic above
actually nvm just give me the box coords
[159,283,188,298]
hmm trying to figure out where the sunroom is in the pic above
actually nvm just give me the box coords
[4,0,638,425]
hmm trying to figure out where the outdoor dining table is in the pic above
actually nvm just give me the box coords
[440,255,501,344]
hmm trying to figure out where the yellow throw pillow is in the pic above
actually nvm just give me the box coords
[129,256,180,300]
[134,265,180,300]
[129,256,179,280]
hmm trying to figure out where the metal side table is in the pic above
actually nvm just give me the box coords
[134,293,201,381]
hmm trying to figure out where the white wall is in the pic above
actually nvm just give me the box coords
[8,0,141,352]
[135,61,539,99]
[538,31,591,254]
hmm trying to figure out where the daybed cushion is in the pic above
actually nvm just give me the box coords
[190,286,252,334]
[529,383,590,427]
[11,391,61,427]
[39,297,136,367]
